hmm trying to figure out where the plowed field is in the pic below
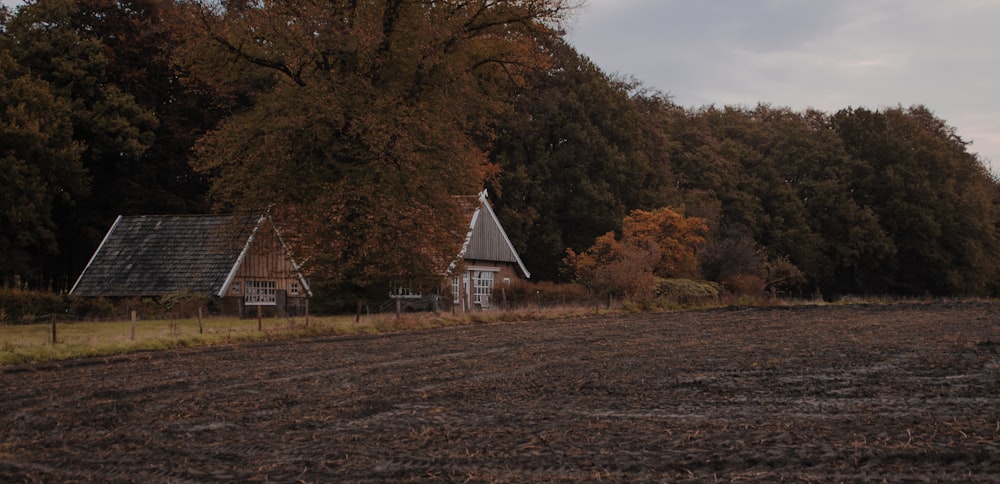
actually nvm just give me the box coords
[2,302,1000,482]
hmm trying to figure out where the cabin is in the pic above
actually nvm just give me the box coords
[70,214,311,317]
[446,190,531,311]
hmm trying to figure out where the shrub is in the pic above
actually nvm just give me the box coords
[159,291,212,319]
[654,278,722,308]
[501,280,590,308]
[0,288,116,324]
[67,296,116,320]
[722,274,767,298]
[0,288,66,324]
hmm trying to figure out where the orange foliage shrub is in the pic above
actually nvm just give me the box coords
[566,208,709,303]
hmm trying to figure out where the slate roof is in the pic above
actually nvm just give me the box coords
[70,214,260,297]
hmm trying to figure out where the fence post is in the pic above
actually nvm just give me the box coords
[51,314,57,345]
[198,306,203,334]
[304,299,310,326]
[130,310,136,341]
[257,305,262,331]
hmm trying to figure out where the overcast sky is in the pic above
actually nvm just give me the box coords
[565,0,1000,174]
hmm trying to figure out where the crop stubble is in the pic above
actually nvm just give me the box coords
[1,302,999,482]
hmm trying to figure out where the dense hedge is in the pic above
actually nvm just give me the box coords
[500,280,590,308]
[0,288,116,324]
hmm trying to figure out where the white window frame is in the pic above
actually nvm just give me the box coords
[390,286,422,299]
[473,270,495,308]
[452,277,461,304]
[245,280,277,306]
[290,282,299,295]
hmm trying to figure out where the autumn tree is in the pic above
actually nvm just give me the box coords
[622,206,707,279]
[566,207,707,304]
[4,0,167,288]
[69,0,215,214]
[833,106,1000,295]
[565,231,660,304]
[488,41,679,280]
[177,0,574,299]
[0,34,85,285]
[669,105,898,298]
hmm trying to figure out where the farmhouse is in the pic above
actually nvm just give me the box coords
[388,190,530,312]
[446,190,531,311]
[70,214,311,317]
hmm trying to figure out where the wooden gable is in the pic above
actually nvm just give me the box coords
[453,190,530,279]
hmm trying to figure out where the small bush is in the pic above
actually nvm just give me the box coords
[115,297,161,320]
[159,291,212,319]
[654,278,722,308]
[67,297,116,320]
[722,274,767,298]
[501,280,590,308]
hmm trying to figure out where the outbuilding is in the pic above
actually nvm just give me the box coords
[70,214,311,317]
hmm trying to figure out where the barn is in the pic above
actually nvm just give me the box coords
[70,214,311,317]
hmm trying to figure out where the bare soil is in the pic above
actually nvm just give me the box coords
[2,302,1000,482]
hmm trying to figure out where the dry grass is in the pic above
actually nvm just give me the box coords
[5,296,953,366]
[0,315,352,365]
[0,304,616,365]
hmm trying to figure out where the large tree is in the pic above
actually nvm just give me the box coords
[669,105,897,297]
[4,0,169,288]
[179,0,574,295]
[488,42,679,280]
[0,36,85,285]
[833,106,1000,295]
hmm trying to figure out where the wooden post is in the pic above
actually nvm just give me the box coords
[51,314,56,345]
[304,299,310,327]
[198,306,203,334]
[396,297,401,319]
[355,300,362,323]
[257,305,262,331]
[130,310,137,341]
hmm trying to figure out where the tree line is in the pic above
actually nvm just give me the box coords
[3,0,998,302]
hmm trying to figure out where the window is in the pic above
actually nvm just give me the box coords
[391,287,421,299]
[231,281,241,295]
[452,277,461,304]
[245,280,277,305]
[473,271,494,308]
[290,282,299,295]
